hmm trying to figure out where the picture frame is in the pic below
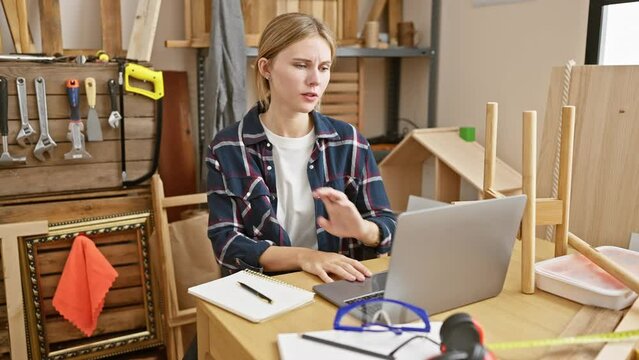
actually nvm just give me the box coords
[20,211,162,359]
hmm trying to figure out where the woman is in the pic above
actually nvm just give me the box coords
[206,13,396,284]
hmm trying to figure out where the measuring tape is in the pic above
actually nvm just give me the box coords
[487,329,639,350]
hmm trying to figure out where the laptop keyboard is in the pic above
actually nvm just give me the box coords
[344,290,385,305]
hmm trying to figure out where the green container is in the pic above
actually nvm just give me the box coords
[459,127,476,142]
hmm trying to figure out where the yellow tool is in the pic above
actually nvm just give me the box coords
[124,63,164,100]
[96,50,110,62]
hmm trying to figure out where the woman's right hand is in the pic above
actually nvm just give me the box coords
[298,249,372,283]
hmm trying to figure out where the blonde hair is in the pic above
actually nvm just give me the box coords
[255,13,336,111]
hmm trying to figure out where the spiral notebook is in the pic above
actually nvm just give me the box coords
[188,269,315,323]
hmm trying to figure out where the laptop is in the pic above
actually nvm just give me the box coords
[314,195,527,315]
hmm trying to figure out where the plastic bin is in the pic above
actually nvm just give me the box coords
[535,246,639,310]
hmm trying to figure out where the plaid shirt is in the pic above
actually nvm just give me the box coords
[206,105,396,275]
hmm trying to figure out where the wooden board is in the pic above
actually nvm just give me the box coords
[39,0,63,55]
[342,0,358,40]
[0,63,157,198]
[100,0,123,57]
[538,66,639,248]
[0,221,49,360]
[158,72,196,222]
[321,70,359,128]
[596,297,639,359]
[388,0,402,45]
[127,0,162,61]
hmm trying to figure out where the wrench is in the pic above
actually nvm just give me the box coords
[107,79,121,128]
[33,77,57,161]
[15,77,37,146]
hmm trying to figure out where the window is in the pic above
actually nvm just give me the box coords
[585,0,639,64]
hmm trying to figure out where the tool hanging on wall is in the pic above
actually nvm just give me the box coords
[85,77,103,141]
[64,79,92,160]
[15,77,37,146]
[33,77,56,161]
[119,62,164,187]
[107,79,121,128]
[0,76,27,166]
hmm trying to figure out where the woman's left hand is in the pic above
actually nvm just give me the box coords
[313,187,379,246]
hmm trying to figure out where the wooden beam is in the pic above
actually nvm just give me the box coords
[555,106,575,256]
[0,220,49,360]
[367,0,387,21]
[16,0,32,53]
[2,0,23,52]
[39,0,63,55]
[342,0,358,40]
[521,111,537,294]
[127,0,162,62]
[483,102,498,196]
[388,0,402,45]
[100,0,123,57]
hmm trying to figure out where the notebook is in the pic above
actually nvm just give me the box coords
[188,269,315,323]
[277,322,442,360]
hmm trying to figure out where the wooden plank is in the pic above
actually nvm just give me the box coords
[435,158,461,203]
[596,297,639,360]
[5,94,154,119]
[0,193,151,224]
[367,0,387,21]
[159,72,197,222]
[241,0,259,34]
[311,0,324,22]
[257,0,277,33]
[16,0,32,53]
[337,0,343,40]
[191,0,206,39]
[37,232,137,251]
[286,0,299,13]
[0,161,153,197]
[522,111,537,294]
[388,0,401,45]
[3,139,153,166]
[538,66,639,248]
[38,242,140,275]
[298,0,312,14]
[330,72,358,81]
[324,0,338,36]
[322,93,358,103]
[39,0,63,55]
[40,263,142,298]
[1,0,24,52]
[0,221,49,360]
[100,0,123,57]
[42,286,144,316]
[45,305,146,344]
[321,104,358,114]
[0,64,118,91]
[536,198,563,225]
[326,83,358,93]
[539,306,623,359]
[127,0,162,62]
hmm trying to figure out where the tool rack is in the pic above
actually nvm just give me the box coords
[0,62,157,199]
[0,62,161,359]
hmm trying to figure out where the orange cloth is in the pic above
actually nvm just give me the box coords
[52,235,118,337]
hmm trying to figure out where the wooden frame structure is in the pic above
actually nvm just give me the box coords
[482,102,639,295]
[151,174,207,360]
[19,212,163,359]
[0,221,49,360]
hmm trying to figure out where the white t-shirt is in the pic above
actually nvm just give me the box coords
[262,124,318,249]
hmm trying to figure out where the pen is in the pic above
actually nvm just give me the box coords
[301,334,394,360]
[238,281,273,304]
